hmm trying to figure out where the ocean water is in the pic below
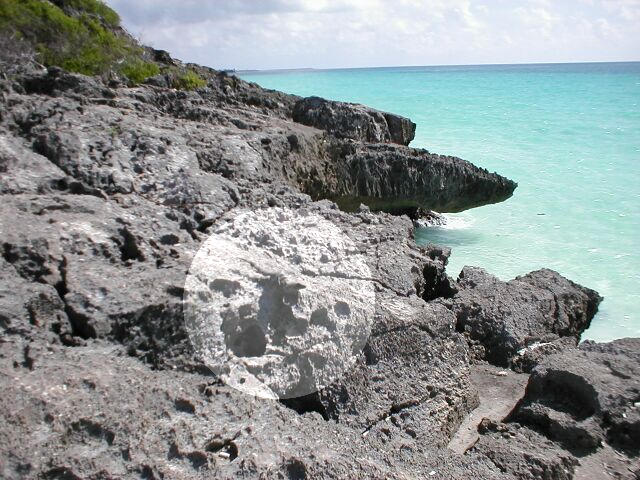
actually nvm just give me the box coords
[239,63,640,342]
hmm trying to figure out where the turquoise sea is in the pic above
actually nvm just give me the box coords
[239,63,640,342]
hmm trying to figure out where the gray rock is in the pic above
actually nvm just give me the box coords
[292,95,416,145]
[0,194,197,368]
[473,420,579,480]
[0,17,634,478]
[144,73,171,88]
[19,66,114,98]
[510,338,640,455]
[322,143,517,213]
[184,206,376,400]
[448,267,602,367]
[316,294,478,448]
[510,337,577,373]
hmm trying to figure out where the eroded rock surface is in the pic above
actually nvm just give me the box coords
[470,339,640,480]
[293,95,416,145]
[0,25,636,480]
[184,207,376,399]
[511,338,640,455]
[325,143,517,214]
[447,267,602,368]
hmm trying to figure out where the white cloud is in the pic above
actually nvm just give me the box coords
[105,0,640,69]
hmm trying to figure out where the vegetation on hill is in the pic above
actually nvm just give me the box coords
[0,0,207,89]
[174,70,208,90]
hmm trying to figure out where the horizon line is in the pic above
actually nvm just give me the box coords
[235,59,640,74]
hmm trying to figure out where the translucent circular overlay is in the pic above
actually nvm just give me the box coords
[183,207,375,399]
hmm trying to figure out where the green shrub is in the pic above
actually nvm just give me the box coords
[0,0,80,45]
[52,0,120,27]
[0,0,158,81]
[175,70,207,90]
[121,58,160,85]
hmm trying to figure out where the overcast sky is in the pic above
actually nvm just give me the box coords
[105,0,640,70]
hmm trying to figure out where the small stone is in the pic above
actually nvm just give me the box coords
[496,371,508,377]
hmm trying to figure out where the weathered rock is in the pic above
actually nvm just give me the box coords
[184,206,376,400]
[0,340,511,480]
[510,337,577,373]
[0,9,635,478]
[0,192,502,479]
[315,294,477,449]
[0,194,198,369]
[3,66,519,220]
[510,338,640,456]
[18,66,114,98]
[448,267,602,367]
[292,95,416,145]
[321,143,517,213]
[472,420,579,480]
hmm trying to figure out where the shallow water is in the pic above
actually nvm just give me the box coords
[239,63,640,341]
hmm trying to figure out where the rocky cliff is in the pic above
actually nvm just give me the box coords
[0,3,638,479]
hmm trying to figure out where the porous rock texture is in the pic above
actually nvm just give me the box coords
[184,206,376,400]
[510,339,640,455]
[292,95,416,145]
[446,266,602,368]
[472,339,640,480]
[1,33,638,480]
[324,143,518,214]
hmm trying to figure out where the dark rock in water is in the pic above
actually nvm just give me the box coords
[510,338,640,456]
[447,267,602,367]
[292,95,416,145]
[323,143,517,213]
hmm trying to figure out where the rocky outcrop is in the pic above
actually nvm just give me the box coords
[470,339,640,480]
[316,295,478,447]
[4,68,516,220]
[510,338,640,455]
[0,16,636,480]
[320,143,517,213]
[446,267,602,368]
[292,95,416,145]
[473,419,580,480]
[0,336,506,480]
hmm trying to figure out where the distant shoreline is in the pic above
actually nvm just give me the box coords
[236,60,640,75]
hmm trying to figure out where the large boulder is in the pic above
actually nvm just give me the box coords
[315,294,478,448]
[292,96,416,145]
[510,338,640,455]
[447,267,601,367]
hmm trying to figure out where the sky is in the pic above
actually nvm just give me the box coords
[105,0,640,70]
